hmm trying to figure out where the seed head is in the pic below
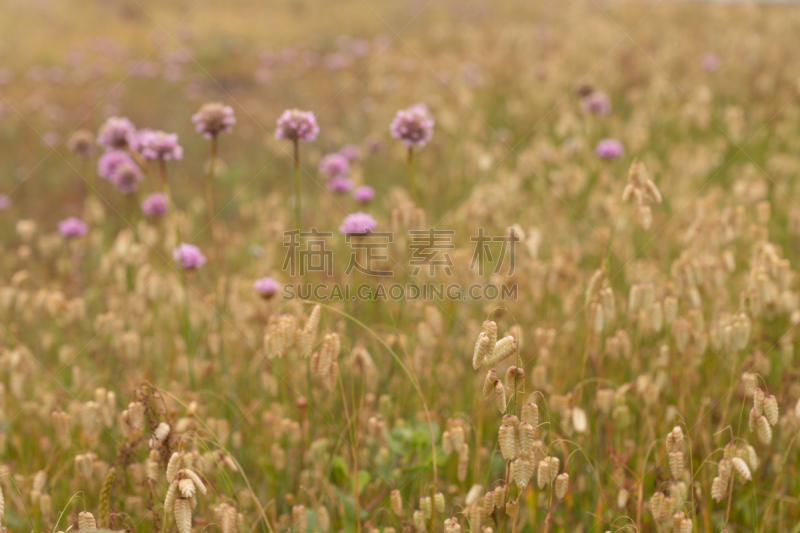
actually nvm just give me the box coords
[390,489,403,516]
[555,473,570,499]
[756,415,772,444]
[732,457,752,481]
[192,102,236,138]
[513,457,533,489]
[764,395,778,426]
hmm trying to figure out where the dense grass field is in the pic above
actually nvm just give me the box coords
[2,1,800,532]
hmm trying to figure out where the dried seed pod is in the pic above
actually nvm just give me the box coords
[292,504,307,533]
[711,477,725,502]
[555,473,569,499]
[680,518,693,533]
[494,381,506,413]
[504,366,523,392]
[754,388,765,415]
[482,369,498,398]
[764,395,778,426]
[749,408,758,433]
[420,496,432,519]
[732,457,752,481]
[504,501,517,517]
[537,458,553,489]
[179,478,196,499]
[484,336,517,365]
[305,305,321,338]
[483,492,494,516]
[468,505,482,532]
[390,489,403,516]
[517,422,535,455]
[513,458,533,489]
[757,415,772,444]
[673,512,685,533]
[650,492,664,519]
[521,402,539,429]
[78,511,97,531]
[435,492,445,513]
[482,320,498,355]
[486,487,502,513]
[669,451,683,480]
[167,452,184,483]
[473,333,491,369]
[149,422,171,449]
[660,496,675,522]
[173,498,192,533]
[498,425,517,461]
[165,480,179,515]
[548,457,560,481]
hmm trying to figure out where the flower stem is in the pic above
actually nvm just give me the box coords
[293,139,302,229]
[206,135,218,230]
[407,147,417,201]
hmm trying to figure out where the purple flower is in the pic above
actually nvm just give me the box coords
[701,53,721,73]
[108,161,144,194]
[390,103,435,148]
[97,150,138,179]
[141,192,170,217]
[580,92,611,115]
[192,102,236,139]
[353,185,375,203]
[339,144,361,161]
[339,212,377,235]
[172,243,207,270]
[254,277,280,299]
[58,217,88,238]
[327,177,353,193]
[131,129,183,160]
[97,116,136,150]
[595,139,624,160]
[0,194,10,210]
[275,109,319,142]
[318,153,350,178]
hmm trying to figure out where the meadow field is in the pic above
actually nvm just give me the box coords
[2,0,800,532]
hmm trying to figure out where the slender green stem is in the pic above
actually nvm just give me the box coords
[407,147,417,201]
[293,139,301,229]
[180,271,196,389]
[206,135,218,230]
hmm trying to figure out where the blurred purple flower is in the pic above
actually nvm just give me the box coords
[595,139,624,160]
[327,177,353,193]
[97,116,136,150]
[275,109,319,142]
[132,130,183,160]
[58,217,88,238]
[0,194,11,210]
[192,102,236,139]
[108,161,144,194]
[701,54,721,73]
[254,277,280,299]
[353,185,375,204]
[339,144,361,161]
[98,150,138,179]
[390,103,434,148]
[339,212,377,235]
[172,243,207,270]
[580,92,611,115]
[319,153,350,178]
[141,192,170,217]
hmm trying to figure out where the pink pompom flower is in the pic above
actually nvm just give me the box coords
[275,109,319,142]
[390,103,434,148]
[58,217,88,238]
[172,243,207,270]
[339,212,377,235]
